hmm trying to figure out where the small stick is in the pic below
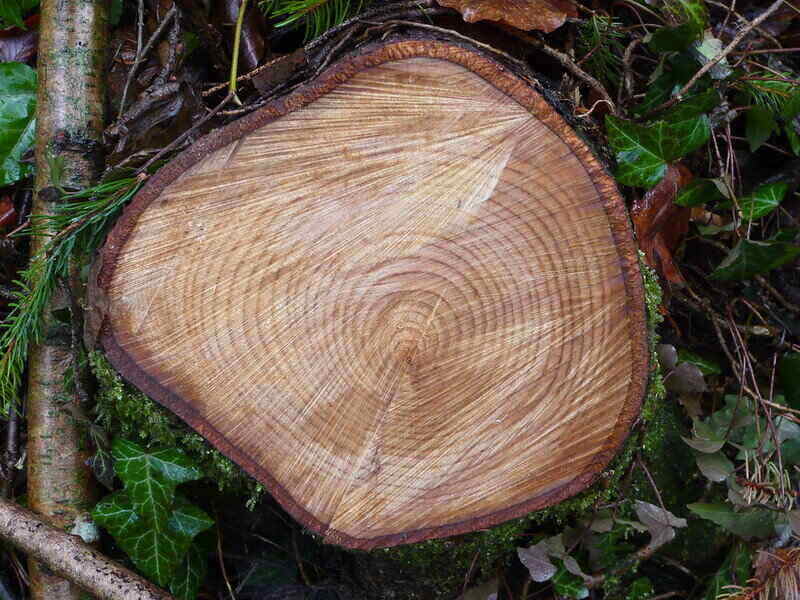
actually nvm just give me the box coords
[643,0,784,117]
[0,498,173,600]
[117,4,178,120]
[138,92,235,175]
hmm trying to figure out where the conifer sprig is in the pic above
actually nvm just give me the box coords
[258,0,366,40]
[0,176,143,415]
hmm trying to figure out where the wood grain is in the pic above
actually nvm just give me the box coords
[94,40,649,549]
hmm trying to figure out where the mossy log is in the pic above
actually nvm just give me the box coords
[90,36,649,550]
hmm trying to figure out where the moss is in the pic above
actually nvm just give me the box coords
[89,351,263,507]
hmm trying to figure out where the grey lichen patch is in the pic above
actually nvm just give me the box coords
[89,351,263,507]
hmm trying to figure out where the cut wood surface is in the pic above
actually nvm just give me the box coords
[92,39,649,549]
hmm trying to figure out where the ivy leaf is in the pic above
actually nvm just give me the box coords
[606,112,710,188]
[695,451,734,482]
[0,62,36,186]
[627,577,654,600]
[739,182,788,220]
[168,500,214,540]
[517,543,557,582]
[746,106,778,152]
[552,561,588,599]
[779,353,800,409]
[112,438,203,524]
[710,235,800,280]
[676,179,724,207]
[687,503,775,540]
[634,501,687,547]
[648,24,698,52]
[169,541,208,600]
[92,492,189,586]
[682,418,725,453]
[606,116,669,188]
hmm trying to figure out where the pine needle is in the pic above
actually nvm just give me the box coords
[0,176,143,415]
[258,0,367,40]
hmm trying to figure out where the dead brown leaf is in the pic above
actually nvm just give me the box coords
[631,164,692,285]
[437,0,577,33]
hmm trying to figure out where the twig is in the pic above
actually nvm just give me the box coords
[0,498,173,600]
[643,0,785,117]
[755,275,800,314]
[1,409,18,499]
[137,92,235,174]
[619,38,641,106]
[216,522,236,600]
[512,30,617,114]
[637,456,666,514]
[117,4,178,120]
[292,529,312,587]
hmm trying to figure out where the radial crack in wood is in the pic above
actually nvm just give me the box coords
[93,39,649,550]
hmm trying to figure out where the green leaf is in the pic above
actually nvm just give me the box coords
[648,24,699,52]
[637,54,699,116]
[664,114,710,160]
[112,438,203,524]
[696,451,734,482]
[739,182,788,220]
[780,353,800,410]
[168,501,214,540]
[710,238,800,280]
[0,62,36,185]
[92,492,189,586]
[682,418,725,453]
[746,106,778,152]
[606,107,711,188]
[687,503,775,540]
[677,349,722,375]
[0,0,38,29]
[781,438,800,465]
[703,545,752,600]
[626,577,654,600]
[169,541,207,600]
[663,88,720,122]
[606,116,668,188]
[552,562,588,599]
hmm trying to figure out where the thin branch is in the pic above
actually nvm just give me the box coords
[0,498,173,600]
[117,4,178,120]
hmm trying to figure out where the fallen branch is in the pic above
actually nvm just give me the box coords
[0,498,173,600]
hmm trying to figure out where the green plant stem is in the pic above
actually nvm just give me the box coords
[229,0,250,105]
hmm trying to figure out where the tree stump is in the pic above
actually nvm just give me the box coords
[91,37,649,550]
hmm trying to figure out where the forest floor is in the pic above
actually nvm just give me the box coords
[1,1,800,599]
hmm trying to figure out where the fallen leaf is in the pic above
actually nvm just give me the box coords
[517,543,557,582]
[634,500,687,548]
[665,362,707,394]
[631,164,692,284]
[437,0,577,33]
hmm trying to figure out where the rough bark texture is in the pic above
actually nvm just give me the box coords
[27,0,107,598]
[0,498,174,600]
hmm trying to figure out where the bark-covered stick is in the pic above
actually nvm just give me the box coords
[27,0,107,598]
[0,498,173,600]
